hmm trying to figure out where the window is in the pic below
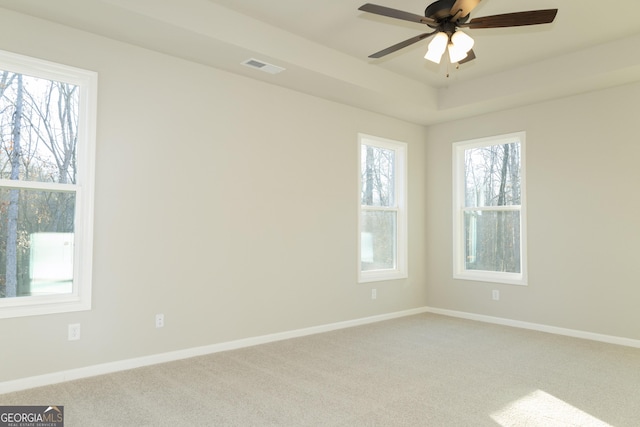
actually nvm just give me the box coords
[358,134,407,282]
[0,50,97,318]
[453,132,527,285]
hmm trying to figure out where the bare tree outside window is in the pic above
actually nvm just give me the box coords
[0,71,78,298]
[464,142,521,273]
[454,133,526,285]
[358,135,407,282]
[361,144,396,271]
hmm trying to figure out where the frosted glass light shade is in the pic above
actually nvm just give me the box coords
[424,32,449,64]
[450,31,474,53]
[448,43,469,63]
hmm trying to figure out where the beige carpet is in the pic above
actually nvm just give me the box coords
[2,313,640,426]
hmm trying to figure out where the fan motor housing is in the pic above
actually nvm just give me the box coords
[425,0,470,26]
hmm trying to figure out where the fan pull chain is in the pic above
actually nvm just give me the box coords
[445,62,462,78]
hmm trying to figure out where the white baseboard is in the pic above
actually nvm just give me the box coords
[6,306,635,395]
[0,306,429,395]
[425,306,640,349]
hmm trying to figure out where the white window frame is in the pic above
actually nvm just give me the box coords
[0,50,97,318]
[452,132,527,286]
[358,134,407,283]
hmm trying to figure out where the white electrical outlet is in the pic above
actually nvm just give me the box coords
[492,290,500,301]
[155,314,164,328]
[68,323,81,341]
[371,289,377,300]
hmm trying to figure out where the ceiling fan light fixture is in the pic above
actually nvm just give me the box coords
[424,48,444,63]
[424,32,448,63]
[359,3,559,67]
[450,30,474,53]
[448,43,469,63]
[448,30,474,63]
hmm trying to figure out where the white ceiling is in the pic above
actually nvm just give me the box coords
[2,0,640,125]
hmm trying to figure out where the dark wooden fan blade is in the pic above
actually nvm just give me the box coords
[457,49,476,64]
[358,3,436,26]
[464,9,558,29]
[369,31,437,58]
[449,0,482,19]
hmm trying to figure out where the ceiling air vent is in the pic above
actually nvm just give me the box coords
[241,58,285,74]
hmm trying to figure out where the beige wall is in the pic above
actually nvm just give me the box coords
[425,82,640,340]
[0,10,428,382]
[3,5,639,386]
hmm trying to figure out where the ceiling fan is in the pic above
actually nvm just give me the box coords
[358,0,557,65]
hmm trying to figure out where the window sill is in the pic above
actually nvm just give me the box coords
[454,270,527,286]
[0,295,91,319]
[359,270,408,283]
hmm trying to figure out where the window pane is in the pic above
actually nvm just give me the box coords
[464,142,520,207]
[0,188,75,297]
[361,144,395,207]
[361,210,396,271]
[0,71,79,184]
[464,210,520,273]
